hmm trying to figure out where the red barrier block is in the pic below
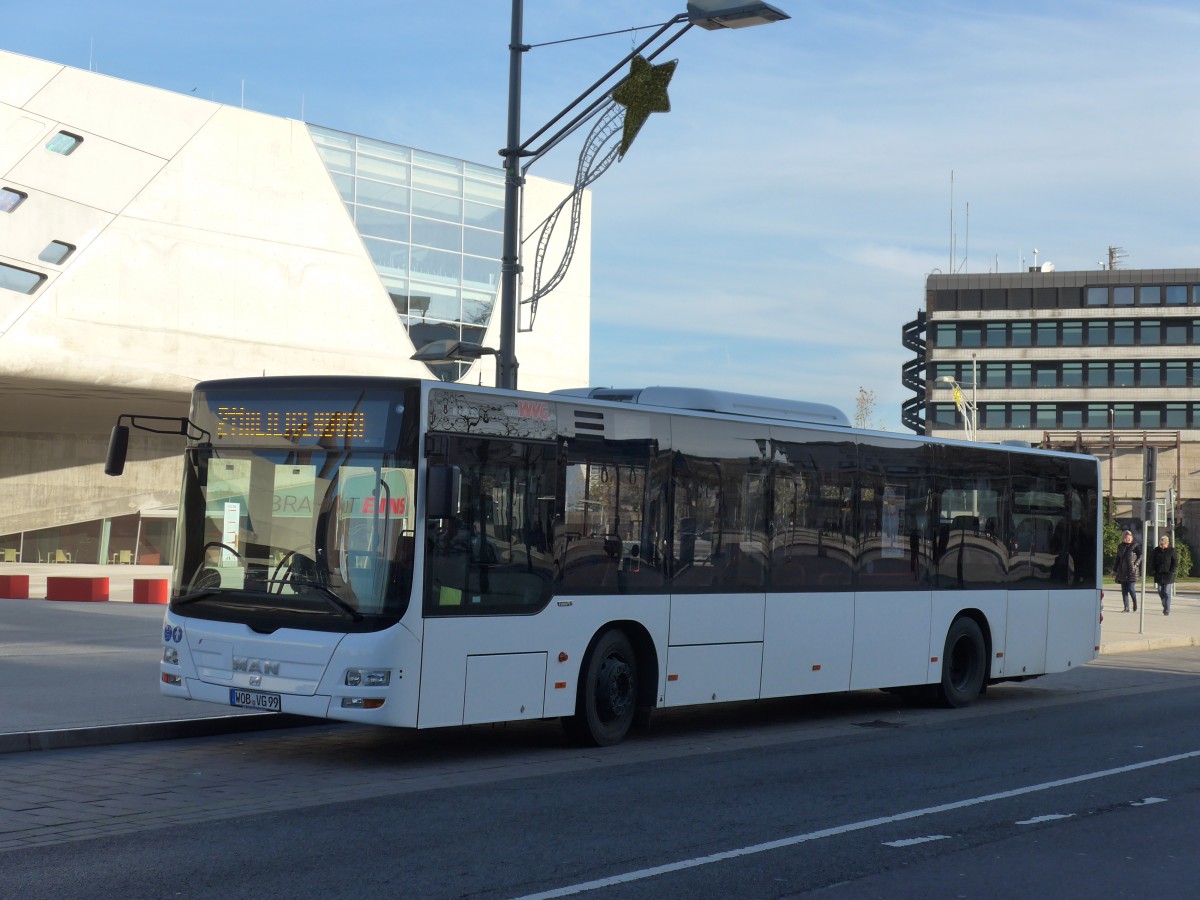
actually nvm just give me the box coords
[0,575,30,599]
[133,578,170,604]
[46,576,109,602]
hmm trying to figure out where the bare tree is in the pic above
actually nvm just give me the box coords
[854,387,880,430]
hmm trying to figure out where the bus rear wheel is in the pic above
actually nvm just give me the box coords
[563,629,638,747]
[936,616,986,708]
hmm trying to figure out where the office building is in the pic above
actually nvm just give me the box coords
[903,266,1200,533]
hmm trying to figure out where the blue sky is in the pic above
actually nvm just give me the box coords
[7,2,1200,429]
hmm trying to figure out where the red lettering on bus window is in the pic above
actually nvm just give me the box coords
[518,400,550,420]
[361,497,407,515]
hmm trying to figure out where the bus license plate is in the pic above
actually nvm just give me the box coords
[229,688,281,711]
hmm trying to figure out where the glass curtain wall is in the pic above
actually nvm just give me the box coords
[308,125,505,381]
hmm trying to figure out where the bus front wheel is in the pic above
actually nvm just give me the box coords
[563,629,638,747]
[936,616,986,708]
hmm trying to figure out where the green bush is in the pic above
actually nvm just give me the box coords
[1177,536,1193,580]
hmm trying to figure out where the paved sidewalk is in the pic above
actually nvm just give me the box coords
[2,563,1199,755]
[1098,585,1200,654]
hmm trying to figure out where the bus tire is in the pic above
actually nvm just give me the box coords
[563,629,638,747]
[936,616,986,708]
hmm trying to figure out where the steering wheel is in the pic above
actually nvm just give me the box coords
[270,550,322,593]
[187,541,242,592]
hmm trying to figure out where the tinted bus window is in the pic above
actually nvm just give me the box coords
[769,437,856,590]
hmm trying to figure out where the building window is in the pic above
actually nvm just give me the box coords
[1087,362,1108,387]
[1062,408,1084,429]
[984,363,1006,388]
[934,362,957,382]
[985,323,1007,347]
[46,131,83,155]
[1086,321,1109,345]
[1141,408,1161,429]
[0,262,46,294]
[1035,405,1057,428]
[1113,286,1135,306]
[1139,362,1161,387]
[983,405,1006,429]
[1061,322,1083,346]
[1086,405,1108,429]
[1035,322,1057,346]
[1010,363,1032,388]
[1140,320,1161,344]
[1011,322,1032,347]
[1113,322,1134,345]
[933,404,957,427]
[1035,365,1057,388]
[1166,362,1188,387]
[1086,287,1108,306]
[935,323,956,347]
[1010,405,1032,429]
[1062,363,1083,387]
[1165,321,1188,344]
[37,240,75,264]
[1112,404,1135,428]
[1008,288,1033,309]
[959,326,982,348]
[1166,285,1188,305]
[1112,362,1134,387]
[1165,404,1187,427]
[1140,285,1161,305]
[0,188,27,212]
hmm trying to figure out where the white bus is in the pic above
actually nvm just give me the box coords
[107,377,1102,746]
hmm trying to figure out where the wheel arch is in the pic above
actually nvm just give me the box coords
[583,619,660,712]
[951,607,994,681]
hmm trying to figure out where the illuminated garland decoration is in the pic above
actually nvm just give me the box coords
[521,55,678,329]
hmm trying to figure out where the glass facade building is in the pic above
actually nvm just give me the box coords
[309,125,506,381]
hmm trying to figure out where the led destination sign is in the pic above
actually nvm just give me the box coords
[216,406,367,441]
[193,391,396,448]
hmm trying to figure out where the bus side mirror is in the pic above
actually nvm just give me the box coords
[104,425,130,476]
[426,464,461,519]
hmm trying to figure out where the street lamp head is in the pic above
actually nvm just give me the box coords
[935,375,957,386]
[411,339,498,363]
[687,1,790,30]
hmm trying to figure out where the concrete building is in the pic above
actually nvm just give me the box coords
[0,50,591,566]
[903,266,1200,534]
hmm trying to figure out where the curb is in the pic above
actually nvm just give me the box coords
[1099,635,1200,655]
[0,713,316,755]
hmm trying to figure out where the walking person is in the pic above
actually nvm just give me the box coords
[1151,534,1178,616]
[1113,530,1141,612]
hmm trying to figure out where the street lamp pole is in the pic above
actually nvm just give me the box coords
[497,1,526,391]
[936,372,977,441]
[492,0,788,391]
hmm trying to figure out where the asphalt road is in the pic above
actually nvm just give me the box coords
[3,647,1200,898]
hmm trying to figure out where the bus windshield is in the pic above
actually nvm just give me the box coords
[172,382,418,630]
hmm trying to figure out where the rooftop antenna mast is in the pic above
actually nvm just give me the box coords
[1108,245,1127,269]
[949,170,954,273]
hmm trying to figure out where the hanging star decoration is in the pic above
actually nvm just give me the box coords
[611,54,678,159]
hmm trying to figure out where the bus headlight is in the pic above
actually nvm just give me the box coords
[162,647,180,666]
[345,669,390,687]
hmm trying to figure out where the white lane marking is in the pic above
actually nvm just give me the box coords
[1131,797,1168,806]
[515,749,1200,899]
[882,835,950,848]
[1016,814,1074,825]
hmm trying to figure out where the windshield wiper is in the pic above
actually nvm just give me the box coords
[286,580,365,622]
[172,588,225,608]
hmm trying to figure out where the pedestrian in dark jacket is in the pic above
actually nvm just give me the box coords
[1150,534,1178,615]
[1112,530,1140,612]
